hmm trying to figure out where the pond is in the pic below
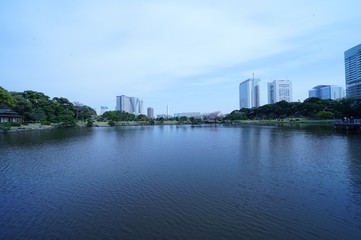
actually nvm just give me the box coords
[1,125,361,239]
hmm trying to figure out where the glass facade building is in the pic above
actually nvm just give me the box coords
[308,85,344,100]
[239,78,260,109]
[345,43,361,98]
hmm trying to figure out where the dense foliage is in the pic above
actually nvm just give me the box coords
[1,86,96,127]
[102,111,138,122]
[224,98,361,121]
[0,86,17,107]
[101,111,152,124]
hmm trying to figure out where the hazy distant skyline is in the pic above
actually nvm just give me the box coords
[1,0,361,115]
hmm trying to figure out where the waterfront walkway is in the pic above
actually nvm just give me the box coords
[333,119,361,132]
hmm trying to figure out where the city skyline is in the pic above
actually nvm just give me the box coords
[1,1,361,114]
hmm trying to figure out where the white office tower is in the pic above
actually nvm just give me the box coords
[239,78,260,109]
[116,95,143,114]
[268,80,293,104]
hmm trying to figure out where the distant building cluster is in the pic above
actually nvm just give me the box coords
[239,78,293,109]
[174,112,201,118]
[156,114,168,118]
[113,43,361,114]
[116,95,143,115]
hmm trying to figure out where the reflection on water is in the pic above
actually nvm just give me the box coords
[1,125,361,239]
[345,136,361,209]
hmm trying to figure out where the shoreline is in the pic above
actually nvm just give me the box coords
[1,119,337,134]
[1,120,200,134]
[224,118,335,124]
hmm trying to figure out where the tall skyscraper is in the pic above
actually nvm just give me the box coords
[345,43,361,98]
[239,78,260,109]
[308,85,344,100]
[147,107,154,119]
[268,80,292,104]
[116,95,143,114]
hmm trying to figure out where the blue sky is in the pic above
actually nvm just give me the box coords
[1,0,361,115]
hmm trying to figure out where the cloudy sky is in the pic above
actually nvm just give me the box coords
[1,0,361,115]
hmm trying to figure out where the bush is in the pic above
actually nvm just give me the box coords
[0,122,12,132]
[10,122,21,127]
[315,111,334,120]
[40,120,51,125]
[86,119,94,127]
[108,120,116,126]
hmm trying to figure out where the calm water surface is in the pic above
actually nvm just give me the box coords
[1,125,361,239]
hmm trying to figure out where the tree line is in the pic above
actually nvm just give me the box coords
[100,111,199,125]
[100,111,222,125]
[1,86,96,127]
[224,97,361,121]
[4,85,361,128]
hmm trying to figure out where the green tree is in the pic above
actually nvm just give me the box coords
[0,86,17,107]
[86,119,94,127]
[57,111,76,127]
[136,114,149,121]
[75,105,97,121]
[189,117,201,124]
[157,117,165,124]
[15,90,58,122]
[11,92,34,121]
[7,89,95,127]
[102,111,136,122]
[314,111,334,120]
[224,110,248,120]
[108,120,116,126]
[178,116,188,123]
[30,108,47,122]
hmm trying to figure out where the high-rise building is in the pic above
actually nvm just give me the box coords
[147,107,154,119]
[239,78,260,109]
[100,106,108,115]
[345,43,361,98]
[308,85,344,100]
[116,95,143,114]
[268,80,292,104]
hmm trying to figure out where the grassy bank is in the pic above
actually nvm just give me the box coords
[2,120,183,133]
[226,118,334,125]
[2,118,336,134]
